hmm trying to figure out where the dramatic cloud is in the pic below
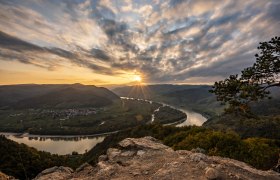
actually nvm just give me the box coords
[0,0,279,84]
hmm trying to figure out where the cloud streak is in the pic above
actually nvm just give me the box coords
[0,0,279,84]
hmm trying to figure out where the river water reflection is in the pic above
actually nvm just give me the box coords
[1,133,105,155]
[121,97,207,126]
[176,109,207,126]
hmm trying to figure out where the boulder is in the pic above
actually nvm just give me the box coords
[205,167,219,179]
[34,166,73,180]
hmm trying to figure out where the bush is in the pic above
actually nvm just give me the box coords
[0,135,81,179]
[242,138,279,169]
[85,124,279,170]
[171,130,279,170]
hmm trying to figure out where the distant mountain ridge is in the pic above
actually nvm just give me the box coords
[113,84,210,99]
[0,84,120,109]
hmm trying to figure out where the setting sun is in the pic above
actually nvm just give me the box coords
[133,75,142,82]
[0,1,279,178]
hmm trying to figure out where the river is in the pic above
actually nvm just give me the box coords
[1,97,207,155]
[175,108,207,126]
[121,97,207,126]
[0,132,105,155]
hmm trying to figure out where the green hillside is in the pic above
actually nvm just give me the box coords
[204,113,280,139]
[0,84,186,135]
[0,84,120,109]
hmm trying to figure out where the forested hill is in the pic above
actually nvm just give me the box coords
[0,135,78,179]
[113,84,280,117]
[113,84,223,116]
[0,84,120,109]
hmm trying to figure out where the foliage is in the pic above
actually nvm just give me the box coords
[0,135,81,179]
[2,124,279,179]
[84,124,279,170]
[174,130,279,169]
[0,99,186,135]
[153,106,186,124]
[0,100,150,135]
[243,138,279,169]
[174,131,243,157]
[210,37,280,113]
[203,114,280,139]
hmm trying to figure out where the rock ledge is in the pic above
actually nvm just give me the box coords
[35,136,280,180]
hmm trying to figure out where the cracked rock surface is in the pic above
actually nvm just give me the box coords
[34,136,280,180]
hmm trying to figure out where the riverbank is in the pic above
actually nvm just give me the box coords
[121,96,207,126]
[0,130,119,138]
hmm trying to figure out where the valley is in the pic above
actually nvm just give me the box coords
[0,84,191,134]
[112,84,225,118]
[0,2,279,179]
[0,98,185,135]
[0,84,279,179]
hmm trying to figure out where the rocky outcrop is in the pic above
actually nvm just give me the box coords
[34,136,280,180]
[34,166,73,180]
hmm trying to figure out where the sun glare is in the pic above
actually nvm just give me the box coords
[133,75,142,82]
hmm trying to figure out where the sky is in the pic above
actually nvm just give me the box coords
[0,0,279,86]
